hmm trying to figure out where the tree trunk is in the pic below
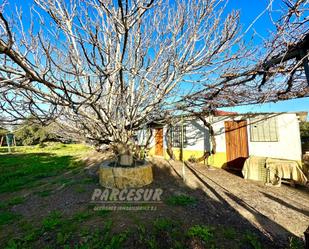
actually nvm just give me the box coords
[113,142,134,167]
[192,116,216,163]
[166,124,175,160]
[119,154,133,166]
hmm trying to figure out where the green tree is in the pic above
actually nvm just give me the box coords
[300,122,309,138]
[0,127,9,137]
[14,120,58,146]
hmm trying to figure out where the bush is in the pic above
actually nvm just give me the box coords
[14,120,59,146]
[0,127,10,146]
[300,122,309,138]
[0,127,9,137]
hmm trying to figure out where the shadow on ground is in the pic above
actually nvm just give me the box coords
[0,152,305,248]
[148,159,303,249]
[0,152,79,193]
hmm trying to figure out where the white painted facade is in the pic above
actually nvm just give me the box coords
[142,112,304,162]
[247,113,302,160]
[208,113,302,161]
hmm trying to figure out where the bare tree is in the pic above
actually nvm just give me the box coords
[184,0,309,111]
[0,0,245,164]
[1,0,308,165]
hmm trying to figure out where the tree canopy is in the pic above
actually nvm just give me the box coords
[0,0,308,151]
[300,121,309,138]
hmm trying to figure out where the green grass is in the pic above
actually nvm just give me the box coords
[4,212,127,249]
[72,210,93,222]
[165,194,197,206]
[243,231,262,249]
[187,225,214,243]
[288,236,305,249]
[42,211,64,230]
[95,209,111,218]
[0,143,290,249]
[0,143,91,193]
[35,189,53,197]
[0,211,21,226]
[153,218,175,232]
[7,196,26,206]
[222,227,237,240]
[74,185,86,193]
[0,196,26,210]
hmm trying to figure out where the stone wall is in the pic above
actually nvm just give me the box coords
[99,162,153,188]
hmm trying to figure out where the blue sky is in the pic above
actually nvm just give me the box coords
[222,0,309,118]
[4,0,309,119]
[221,97,309,117]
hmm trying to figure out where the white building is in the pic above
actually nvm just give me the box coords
[143,111,306,169]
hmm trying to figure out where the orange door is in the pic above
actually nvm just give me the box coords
[155,128,164,156]
[225,121,249,170]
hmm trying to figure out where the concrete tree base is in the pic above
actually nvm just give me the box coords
[99,160,153,189]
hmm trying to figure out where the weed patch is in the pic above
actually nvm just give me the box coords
[222,227,237,240]
[166,194,197,206]
[0,211,21,226]
[288,236,304,249]
[42,211,63,230]
[35,189,53,197]
[153,218,175,232]
[243,231,262,249]
[95,209,111,218]
[187,225,214,243]
[72,210,93,222]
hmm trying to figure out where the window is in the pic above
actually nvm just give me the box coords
[250,116,278,142]
[169,125,188,147]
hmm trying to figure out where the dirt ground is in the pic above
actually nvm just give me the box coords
[151,158,309,244]
[1,151,308,248]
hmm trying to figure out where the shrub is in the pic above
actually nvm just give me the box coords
[300,122,309,138]
[14,118,61,146]
[0,127,9,137]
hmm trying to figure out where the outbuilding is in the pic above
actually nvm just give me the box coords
[139,111,306,170]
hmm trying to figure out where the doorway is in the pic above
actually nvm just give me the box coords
[224,120,249,170]
[155,128,164,156]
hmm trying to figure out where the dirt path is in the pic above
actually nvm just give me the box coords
[152,158,309,241]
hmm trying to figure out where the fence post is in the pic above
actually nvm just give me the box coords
[181,114,185,182]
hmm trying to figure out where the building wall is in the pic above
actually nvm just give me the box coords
[146,113,302,166]
[247,113,302,161]
[160,118,227,166]
[208,113,302,165]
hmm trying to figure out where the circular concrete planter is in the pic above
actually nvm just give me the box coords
[99,160,153,189]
